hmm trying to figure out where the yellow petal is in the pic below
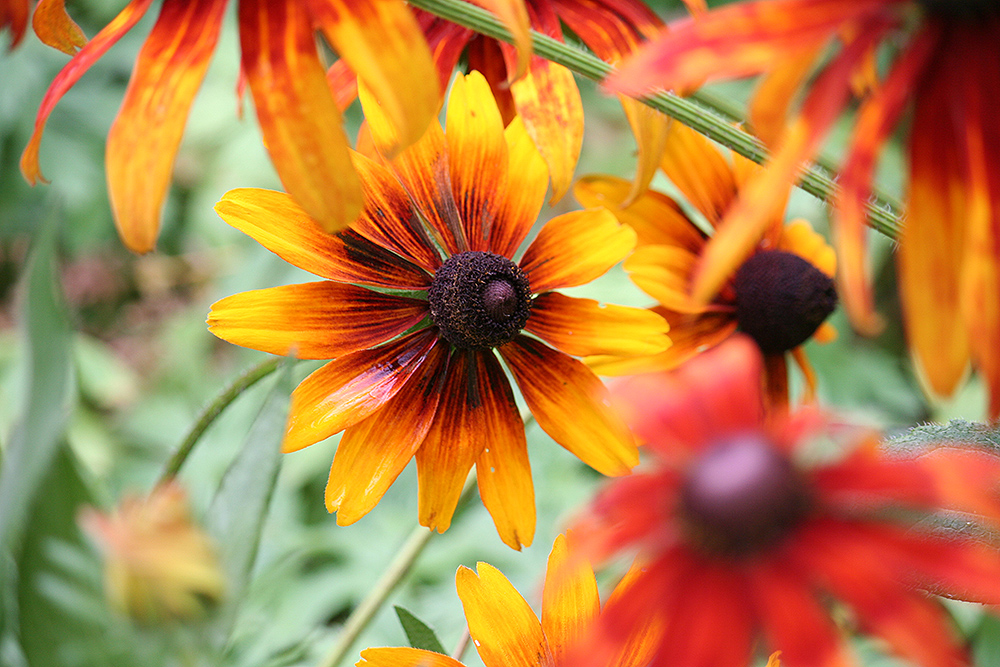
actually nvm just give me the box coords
[540,533,600,664]
[358,648,466,667]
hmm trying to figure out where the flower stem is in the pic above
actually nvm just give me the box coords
[406,0,905,241]
[157,356,283,485]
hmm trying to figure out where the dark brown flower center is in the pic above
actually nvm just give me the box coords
[733,250,837,354]
[679,434,810,557]
[428,251,532,349]
[919,0,1000,19]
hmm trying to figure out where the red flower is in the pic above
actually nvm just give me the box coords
[606,0,1000,416]
[572,335,1000,667]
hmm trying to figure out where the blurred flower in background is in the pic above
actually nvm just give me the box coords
[605,0,1000,417]
[577,121,837,408]
[207,71,669,550]
[80,481,224,623]
[572,335,1000,667]
[20,0,439,253]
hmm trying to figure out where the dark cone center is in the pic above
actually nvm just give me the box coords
[733,250,837,354]
[679,434,809,557]
[920,0,1000,18]
[428,251,532,350]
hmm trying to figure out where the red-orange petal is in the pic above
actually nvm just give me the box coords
[553,0,661,63]
[215,188,431,289]
[284,330,441,452]
[659,120,737,226]
[308,0,439,152]
[1,0,29,49]
[472,0,532,81]
[32,0,86,54]
[20,0,155,185]
[239,0,362,233]
[520,209,636,293]
[207,282,427,359]
[106,0,226,253]
[541,533,600,665]
[500,336,638,476]
[474,352,534,549]
[748,45,822,147]
[325,342,449,524]
[526,292,671,357]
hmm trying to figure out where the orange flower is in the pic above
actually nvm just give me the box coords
[605,0,1000,416]
[576,121,837,408]
[207,72,669,550]
[2,0,84,53]
[571,335,1000,667]
[20,0,440,253]
[358,533,661,667]
[80,482,225,623]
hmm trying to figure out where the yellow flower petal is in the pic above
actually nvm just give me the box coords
[358,648,466,667]
[541,533,600,665]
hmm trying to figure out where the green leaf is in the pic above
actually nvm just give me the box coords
[0,216,74,554]
[974,613,1000,667]
[206,358,294,639]
[394,606,446,655]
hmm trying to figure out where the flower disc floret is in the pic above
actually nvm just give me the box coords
[428,251,532,350]
[733,250,837,354]
[920,0,1000,19]
[679,433,809,557]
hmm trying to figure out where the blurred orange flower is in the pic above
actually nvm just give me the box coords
[20,0,439,253]
[2,0,83,53]
[208,72,668,550]
[606,0,1000,416]
[576,121,837,408]
[572,335,1000,667]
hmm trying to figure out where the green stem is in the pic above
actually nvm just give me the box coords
[157,356,283,485]
[406,0,905,240]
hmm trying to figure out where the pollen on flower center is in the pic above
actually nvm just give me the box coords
[733,250,837,355]
[679,434,809,557]
[919,0,1000,19]
[428,251,532,350]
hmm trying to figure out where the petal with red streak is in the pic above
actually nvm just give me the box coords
[106,0,226,253]
[520,209,636,292]
[1,0,28,48]
[500,336,637,476]
[308,0,439,152]
[215,188,430,289]
[239,0,362,233]
[284,330,440,452]
[526,292,670,357]
[472,0,532,80]
[660,120,737,225]
[749,45,822,147]
[32,0,86,54]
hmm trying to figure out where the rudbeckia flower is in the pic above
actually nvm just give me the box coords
[330,0,706,201]
[80,481,225,623]
[357,533,661,667]
[576,121,837,408]
[20,0,440,254]
[605,0,1000,416]
[571,335,1000,667]
[207,71,669,550]
[2,0,84,53]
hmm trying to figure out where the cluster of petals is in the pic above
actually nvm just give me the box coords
[571,335,1000,667]
[606,0,1000,416]
[19,0,440,253]
[576,119,838,408]
[207,71,670,550]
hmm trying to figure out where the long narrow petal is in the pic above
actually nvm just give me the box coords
[215,188,430,288]
[106,0,226,253]
[520,209,636,292]
[473,0,532,80]
[526,292,670,357]
[553,0,661,62]
[606,0,886,96]
[500,336,638,476]
[32,0,86,54]
[308,0,438,152]
[474,353,534,550]
[601,559,665,667]
[239,0,362,233]
[748,45,822,147]
[207,282,426,359]
[690,16,894,304]
[358,648,466,667]
[621,100,671,201]
[489,116,549,258]
[659,120,737,225]
[624,245,704,313]
[284,330,440,452]
[21,0,155,184]
[456,563,549,667]
[835,24,938,335]
[325,343,449,523]
[541,533,600,665]
[446,70,509,251]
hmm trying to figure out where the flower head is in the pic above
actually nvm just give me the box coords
[207,71,669,550]
[606,0,1000,416]
[357,533,660,667]
[572,335,1000,667]
[21,0,440,253]
[576,121,837,408]
[80,481,224,623]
